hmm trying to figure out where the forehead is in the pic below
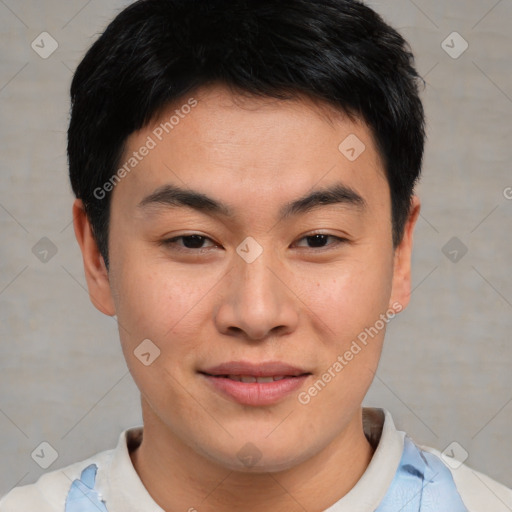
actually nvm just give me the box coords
[112,83,389,220]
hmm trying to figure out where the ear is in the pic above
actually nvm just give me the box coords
[72,199,116,316]
[388,195,421,312]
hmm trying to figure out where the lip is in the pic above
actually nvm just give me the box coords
[201,360,309,377]
[199,361,311,406]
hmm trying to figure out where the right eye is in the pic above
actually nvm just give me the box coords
[160,234,219,252]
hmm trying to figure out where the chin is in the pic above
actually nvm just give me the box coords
[198,439,316,474]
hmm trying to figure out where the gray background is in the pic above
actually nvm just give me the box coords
[0,0,511,497]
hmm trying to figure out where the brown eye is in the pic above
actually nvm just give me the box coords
[161,234,217,251]
[294,233,347,249]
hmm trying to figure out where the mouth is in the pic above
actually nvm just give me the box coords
[201,374,308,383]
[198,361,312,406]
[200,360,310,378]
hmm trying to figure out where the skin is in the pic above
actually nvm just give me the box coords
[73,83,420,512]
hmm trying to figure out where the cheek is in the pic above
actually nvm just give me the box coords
[293,254,394,341]
[111,253,224,357]
[111,258,209,404]
[115,254,183,323]
[296,261,393,417]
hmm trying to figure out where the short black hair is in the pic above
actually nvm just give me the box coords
[68,0,426,270]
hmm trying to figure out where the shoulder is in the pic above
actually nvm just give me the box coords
[0,448,114,512]
[419,444,512,512]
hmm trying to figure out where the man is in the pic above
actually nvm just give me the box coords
[1,0,511,510]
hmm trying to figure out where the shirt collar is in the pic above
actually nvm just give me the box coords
[324,408,405,511]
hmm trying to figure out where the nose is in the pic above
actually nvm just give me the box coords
[214,243,300,342]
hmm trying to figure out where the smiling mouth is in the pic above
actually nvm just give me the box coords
[199,371,312,405]
[201,373,310,383]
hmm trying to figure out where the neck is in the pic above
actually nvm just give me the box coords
[130,400,374,512]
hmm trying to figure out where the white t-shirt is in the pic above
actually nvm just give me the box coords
[1,408,511,511]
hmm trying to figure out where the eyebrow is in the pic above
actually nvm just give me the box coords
[137,182,367,221]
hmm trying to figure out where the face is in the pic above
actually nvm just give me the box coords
[74,83,419,473]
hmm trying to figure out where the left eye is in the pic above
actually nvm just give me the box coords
[294,233,346,249]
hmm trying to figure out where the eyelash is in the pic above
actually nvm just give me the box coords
[160,232,348,253]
